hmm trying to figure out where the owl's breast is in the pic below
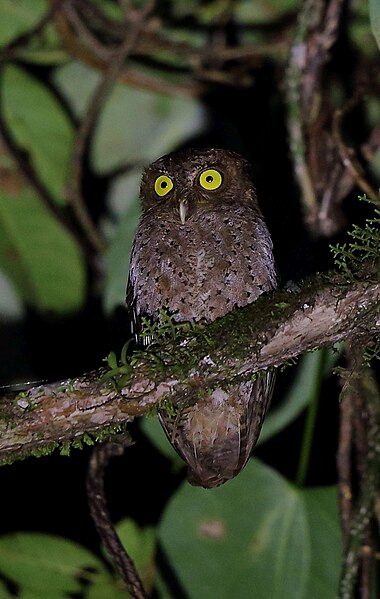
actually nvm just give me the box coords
[130,206,276,323]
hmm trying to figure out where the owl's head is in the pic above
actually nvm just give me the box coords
[140,148,257,223]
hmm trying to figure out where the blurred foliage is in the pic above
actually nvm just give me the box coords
[0,0,378,598]
[158,460,341,599]
[0,520,155,599]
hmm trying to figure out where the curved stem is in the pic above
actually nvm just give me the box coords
[87,439,148,599]
[295,348,326,487]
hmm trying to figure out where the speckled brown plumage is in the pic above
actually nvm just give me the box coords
[127,148,277,488]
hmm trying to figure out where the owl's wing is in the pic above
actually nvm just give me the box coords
[126,274,148,347]
[158,368,276,488]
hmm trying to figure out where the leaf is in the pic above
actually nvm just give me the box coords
[234,0,295,24]
[159,459,341,599]
[54,61,207,174]
[2,65,73,204]
[116,520,156,591]
[303,488,343,597]
[0,0,48,48]
[16,22,68,66]
[93,88,206,174]
[369,0,380,50]
[87,520,156,599]
[140,417,184,469]
[103,170,141,313]
[259,347,341,444]
[0,533,104,594]
[0,270,25,320]
[0,578,12,598]
[86,578,131,599]
[0,185,85,313]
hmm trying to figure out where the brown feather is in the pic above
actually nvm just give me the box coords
[127,148,277,487]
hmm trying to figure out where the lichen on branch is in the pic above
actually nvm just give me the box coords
[0,262,378,466]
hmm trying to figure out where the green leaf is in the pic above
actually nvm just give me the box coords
[0,578,12,598]
[93,88,206,174]
[2,65,73,204]
[0,0,48,48]
[259,347,341,444]
[234,0,296,24]
[159,460,341,599]
[116,519,156,589]
[0,270,25,320]
[86,577,131,599]
[16,22,68,66]
[140,417,185,469]
[0,185,85,313]
[303,488,343,597]
[103,170,141,313]
[0,533,104,594]
[369,0,380,50]
[88,520,155,599]
[54,61,207,174]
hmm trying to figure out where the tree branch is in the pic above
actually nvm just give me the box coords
[0,267,378,465]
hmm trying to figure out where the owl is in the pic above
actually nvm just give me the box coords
[127,148,277,488]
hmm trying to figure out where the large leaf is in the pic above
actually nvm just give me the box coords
[0,0,48,48]
[0,185,85,313]
[0,534,103,595]
[303,488,343,597]
[2,65,73,204]
[54,61,207,174]
[159,459,341,599]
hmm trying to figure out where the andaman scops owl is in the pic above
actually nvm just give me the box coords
[127,148,277,488]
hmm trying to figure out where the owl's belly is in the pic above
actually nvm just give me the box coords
[130,208,275,323]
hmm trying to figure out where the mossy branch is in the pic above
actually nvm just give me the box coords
[0,263,378,465]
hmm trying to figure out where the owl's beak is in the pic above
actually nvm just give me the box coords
[179,199,188,224]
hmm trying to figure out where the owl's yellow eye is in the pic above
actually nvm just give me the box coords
[154,175,173,197]
[199,169,223,191]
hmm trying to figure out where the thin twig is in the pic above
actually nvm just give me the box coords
[62,1,111,60]
[286,0,321,216]
[333,105,380,205]
[86,439,148,599]
[286,0,346,228]
[54,7,202,96]
[64,0,155,254]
